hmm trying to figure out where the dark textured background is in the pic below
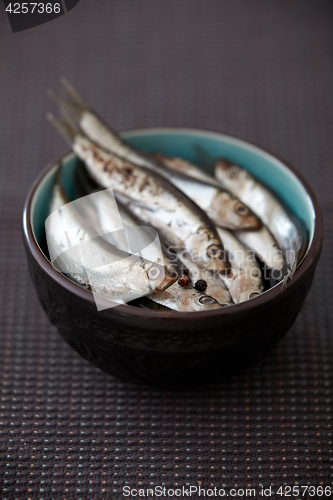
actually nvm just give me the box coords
[0,1,332,498]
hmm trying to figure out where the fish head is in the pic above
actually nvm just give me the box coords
[204,282,233,306]
[215,159,249,191]
[176,290,222,312]
[124,258,176,297]
[211,192,262,230]
[237,289,262,303]
[228,270,263,303]
[144,262,178,293]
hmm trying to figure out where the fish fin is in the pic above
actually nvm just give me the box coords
[46,112,80,146]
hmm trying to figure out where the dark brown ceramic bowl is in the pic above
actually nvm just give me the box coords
[23,128,323,388]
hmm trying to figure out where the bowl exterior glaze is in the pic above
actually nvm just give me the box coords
[23,130,323,388]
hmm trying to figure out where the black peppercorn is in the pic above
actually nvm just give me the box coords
[194,279,207,292]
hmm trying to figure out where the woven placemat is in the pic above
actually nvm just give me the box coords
[0,1,332,498]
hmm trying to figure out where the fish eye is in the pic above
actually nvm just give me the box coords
[249,292,260,299]
[229,166,240,178]
[234,202,249,216]
[147,265,161,281]
[198,296,217,305]
[207,244,224,260]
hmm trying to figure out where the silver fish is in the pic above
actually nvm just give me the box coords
[216,227,263,303]
[215,159,303,270]
[46,167,176,306]
[77,184,223,312]
[47,113,229,274]
[48,82,262,231]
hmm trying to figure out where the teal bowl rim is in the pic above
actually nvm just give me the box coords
[23,127,324,320]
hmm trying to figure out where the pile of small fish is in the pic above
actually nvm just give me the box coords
[45,79,306,313]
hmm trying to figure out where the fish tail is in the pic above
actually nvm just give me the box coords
[47,86,83,120]
[46,112,79,146]
[60,78,89,115]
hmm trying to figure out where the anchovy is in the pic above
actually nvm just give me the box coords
[46,167,176,306]
[215,159,303,269]
[216,227,263,303]
[48,82,262,231]
[47,113,229,274]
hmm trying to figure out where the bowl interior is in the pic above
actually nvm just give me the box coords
[31,129,315,260]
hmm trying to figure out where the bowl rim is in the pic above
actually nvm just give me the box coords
[23,127,324,320]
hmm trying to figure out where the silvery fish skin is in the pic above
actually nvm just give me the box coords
[149,155,284,272]
[78,188,223,312]
[217,227,264,303]
[215,159,302,269]
[46,169,176,305]
[49,82,261,231]
[48,114,229,274]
